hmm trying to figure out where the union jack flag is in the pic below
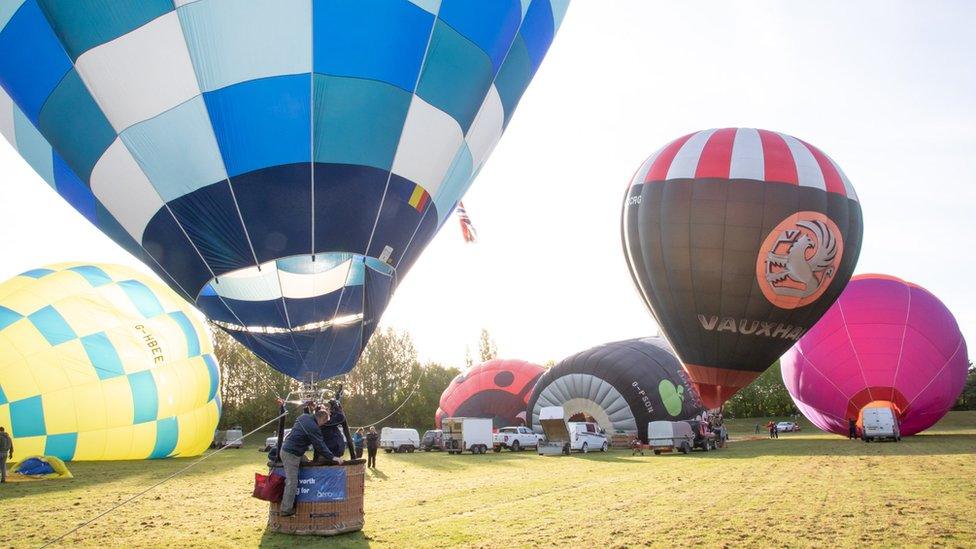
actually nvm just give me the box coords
[456,202,478,243]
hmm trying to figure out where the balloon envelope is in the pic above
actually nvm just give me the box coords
[526,337,705,442]
[781,274,968,436]
[622,128,863,408]
[0,0,569,380]
[436,358,544,429]
[0,263,220,461]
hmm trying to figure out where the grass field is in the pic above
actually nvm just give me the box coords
[3,412,974,548]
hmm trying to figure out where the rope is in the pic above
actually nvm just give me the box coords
[40,411,287,548]
[355,377,421,429]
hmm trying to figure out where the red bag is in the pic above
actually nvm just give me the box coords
[252,471,286,502]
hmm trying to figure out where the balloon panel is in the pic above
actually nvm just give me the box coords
[622,128,863,408]
[0,263,220,461]
[0,0,569,380]
[436,358,544,429]
[781,274,968,436]
[526,337,704,441]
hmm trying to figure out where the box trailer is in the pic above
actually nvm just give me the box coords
[442,417,493,454]
[537,406,571,455]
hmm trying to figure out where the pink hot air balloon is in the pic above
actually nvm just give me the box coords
[781,274,968,436]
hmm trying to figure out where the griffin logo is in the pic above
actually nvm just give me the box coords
[756,212,844,309]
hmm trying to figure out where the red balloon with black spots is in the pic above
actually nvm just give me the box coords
[436,359,545,429]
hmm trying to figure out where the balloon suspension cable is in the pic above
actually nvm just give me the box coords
[354,371,422,429]
[40,410,288,548]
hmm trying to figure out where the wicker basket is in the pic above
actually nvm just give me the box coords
[268,462,365,536]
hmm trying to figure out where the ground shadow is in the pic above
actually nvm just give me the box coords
[0,444,268,502]
[260,529,370,548]
[705,432,976,459]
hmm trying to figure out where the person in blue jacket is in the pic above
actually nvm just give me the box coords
[280,410,343,516]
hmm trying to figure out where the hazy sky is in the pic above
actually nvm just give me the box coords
[1,1,973,369]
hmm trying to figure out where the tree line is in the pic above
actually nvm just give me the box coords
[213,323,976,434]
[214,325,465,434]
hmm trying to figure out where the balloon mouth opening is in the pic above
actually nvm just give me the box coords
[846,387,909,423]
[195,252,395,334]
[683,364,761,409]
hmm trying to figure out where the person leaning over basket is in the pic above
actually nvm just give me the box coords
[280,409,343,516]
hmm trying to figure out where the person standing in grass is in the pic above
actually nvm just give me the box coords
[0,426,12,483]
[353,428,365,459]
[366,426,379,468]
[848,418,858,440]
[755,422,760,434]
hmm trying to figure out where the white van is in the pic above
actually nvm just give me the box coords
[567,422,608,453]
[380,427,420,453]
[861,407,901,442]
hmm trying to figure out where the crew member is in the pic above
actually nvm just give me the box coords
[280,410,342,516]
[365,426,379,468]
[0,426,12,483]
[848,418,858,440]
[317,400,347,459]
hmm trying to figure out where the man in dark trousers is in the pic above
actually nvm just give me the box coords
[848,418,858,440]
[0,426,12,483]
[365,426,379,468]
[280,410,342,516]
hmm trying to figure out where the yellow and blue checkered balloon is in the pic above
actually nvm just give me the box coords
[0,263,220,461]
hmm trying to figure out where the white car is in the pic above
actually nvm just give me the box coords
[263,429,291,452]
[775,421,800,433]
[493,426,542,451]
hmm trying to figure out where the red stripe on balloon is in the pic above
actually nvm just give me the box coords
[800,140,846,197]
[694,128,737,179]
[644,132,696,182]
[757,129,798,185]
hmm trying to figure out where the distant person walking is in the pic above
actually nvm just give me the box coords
[0,426,13,483]
[353,428,364,459]
[767,422,775,439]
[773,423,779,439]
[366,426,379,468]
[848,418,858,440]
[755,422,760,434]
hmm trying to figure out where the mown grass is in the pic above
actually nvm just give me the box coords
[2,412,974,548]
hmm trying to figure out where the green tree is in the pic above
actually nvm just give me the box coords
[210,323,297,432]
[478,328,498,363]
[952,361,975,410]
[723,361,795,418]
[395,362,461,431]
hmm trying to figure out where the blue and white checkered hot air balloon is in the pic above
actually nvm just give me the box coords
[0,0,569,380]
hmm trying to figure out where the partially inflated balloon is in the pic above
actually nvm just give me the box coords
[0,263,219,461]
[436,358,544,429]
[526,337,704,441]
[782,274,968,437]
[0,0,569,380]
[622,128,863,408]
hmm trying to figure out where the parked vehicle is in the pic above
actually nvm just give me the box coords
[380,427,420,453]
[493,426,542,452]
[537,406,572,455]
[686,420,717,451]
[442,417,493,454]
[421,429,444,451]
[646,420,695,455]
[647,420,717,454]
[775,421,800,433]
[215,428,243,449]
[262,428,292,452]
[567,422,609,453]
[861,407,901,442]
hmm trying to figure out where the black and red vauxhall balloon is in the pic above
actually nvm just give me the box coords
[622,128,863,409]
